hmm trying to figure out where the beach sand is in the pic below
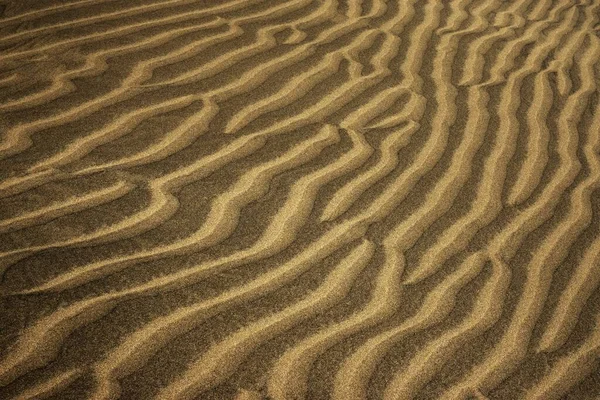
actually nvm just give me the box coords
[1,0,600,398]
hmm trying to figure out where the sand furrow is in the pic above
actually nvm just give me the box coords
[3,2,353,186]
[224,63,387,138]
[223,50,351,134]
[7,54,358,248]
[1,128,371,392]
[0,0,262,53]
[155,241,374,400]
[457,0,533,86]
[3,23,381,252]
[14,125,337,293]
[0,180,135,234]
[267,231,405,400]
[0,18,235,160]
[0,0,320,160]
[2,9,348,223]
[1,21,462,381]
[0,126,261,270]
[138,23,287,88]
[0,10,227,64]
[0,296,118,387]
[322,252,487,400]
[489,32,599,262]
[264,2,471,396]
[0,126,340,384]
[326,82,490,398]
[2,0,600,398]
[440,29,600,399]
[537,232,600,351]
[529,0,554,21]
[534,103,600,353]
[244,0,440,156]
[336,31,412,130]
[0,0,105,26]
[321,120,420,222]
[0,73,75,113]
[372,0,492,242]
[6,369,82,400]
[406,3,582,284]
[302,4,497,393]
[0,73,19,87]
[67,99,221,177]
[506,70,553,206]
[0,24,217,113]
[224,28,406,135]
[483,0,573,86]
[0,102,220,258]
[386,255,511,400]
[0,169,69,199]
[26,95,199,173]
[88,241,375,400]
[337,0,450,126]
[545,0,599,96]
[526,313,600,400]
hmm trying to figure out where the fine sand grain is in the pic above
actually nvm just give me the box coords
[1,0,600,399]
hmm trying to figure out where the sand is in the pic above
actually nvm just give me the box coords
[0,0,600,399]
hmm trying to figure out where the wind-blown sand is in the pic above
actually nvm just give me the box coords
[0,0,599,398]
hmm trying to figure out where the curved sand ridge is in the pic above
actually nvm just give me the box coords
[1,0,600,399]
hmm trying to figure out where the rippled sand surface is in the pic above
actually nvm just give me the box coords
[1,0,600,399]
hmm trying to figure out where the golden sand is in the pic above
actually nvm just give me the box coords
[1,0,600,398]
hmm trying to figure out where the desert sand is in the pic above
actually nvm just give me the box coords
[0,0,600,399]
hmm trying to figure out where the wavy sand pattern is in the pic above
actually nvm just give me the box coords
[1,0,600,399]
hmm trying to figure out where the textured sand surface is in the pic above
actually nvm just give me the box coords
[1,0,600,399]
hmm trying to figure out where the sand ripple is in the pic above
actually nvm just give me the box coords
[1,0,600,398]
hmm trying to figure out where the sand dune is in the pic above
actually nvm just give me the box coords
[1,0,600,399]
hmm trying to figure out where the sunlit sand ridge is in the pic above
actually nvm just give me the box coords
[1,0,600,398]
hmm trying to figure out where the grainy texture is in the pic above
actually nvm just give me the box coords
[1,0,600,399]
